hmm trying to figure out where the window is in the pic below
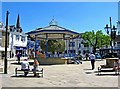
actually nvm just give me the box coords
[69,42,75,47]
[21,36,25,42]
[0,32,2,38]
[79,43,81,48]
[0,38,2,46]
[16,35,20,40]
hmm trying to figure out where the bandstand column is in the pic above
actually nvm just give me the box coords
[35,35,37,57]
[72,36,74,57]
[68,39,70,57]
[46,34,48,58]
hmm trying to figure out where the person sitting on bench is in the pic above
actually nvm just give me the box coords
[21,59,30,76]
[113,59,120,73]
[32,59,39,77]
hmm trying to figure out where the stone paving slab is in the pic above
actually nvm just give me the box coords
[0,59,119,88]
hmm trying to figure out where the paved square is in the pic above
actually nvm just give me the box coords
[0,59,119,88]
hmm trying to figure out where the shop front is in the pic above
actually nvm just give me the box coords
[15,46,27,57]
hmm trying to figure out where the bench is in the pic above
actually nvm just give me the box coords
[15,68,43,77]
[98,65,119,75]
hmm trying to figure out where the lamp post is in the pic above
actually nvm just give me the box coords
[104,17,117,54]
[4,11,9,74]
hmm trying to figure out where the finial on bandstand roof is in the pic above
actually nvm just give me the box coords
[49,16,58,26]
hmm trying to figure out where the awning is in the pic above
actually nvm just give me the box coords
[15,47,27,50]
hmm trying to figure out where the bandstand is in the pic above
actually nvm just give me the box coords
[27,19,79,60]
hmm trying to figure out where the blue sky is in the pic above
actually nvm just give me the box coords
[2,2,118,34]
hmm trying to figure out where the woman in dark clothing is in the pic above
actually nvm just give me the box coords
[17,52,21,63]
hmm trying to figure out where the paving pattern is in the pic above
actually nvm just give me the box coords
[0,59,119,88]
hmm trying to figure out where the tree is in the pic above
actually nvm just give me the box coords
[40,39,65,53]
[81,30,111,53]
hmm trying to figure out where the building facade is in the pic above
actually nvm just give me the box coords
[65,35,92,57]
[8,15,28,58]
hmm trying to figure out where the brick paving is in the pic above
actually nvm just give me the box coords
[0,58,119,88]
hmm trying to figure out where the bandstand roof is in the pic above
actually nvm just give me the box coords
[26,19,79,39]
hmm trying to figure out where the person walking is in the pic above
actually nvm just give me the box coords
[89,52,96,70]
[17,52,21,64]
[85,53,89,60]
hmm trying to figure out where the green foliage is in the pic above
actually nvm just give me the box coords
[40,39,46,52]
[81,30,111,53]
[40,39,65,53]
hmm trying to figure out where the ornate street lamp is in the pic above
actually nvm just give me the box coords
[104,17,117,53]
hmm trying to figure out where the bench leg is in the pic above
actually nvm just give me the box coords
[15,68,17,76]
[115,69,117,75]
[42,68,43,77]
[98,67,101,75]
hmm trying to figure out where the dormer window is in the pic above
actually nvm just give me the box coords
[16,28,19,32]
[16,35,20,40]
[20,28,22,33]
[21,36,25,42]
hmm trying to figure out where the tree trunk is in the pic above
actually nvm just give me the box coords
[93,47,96,54]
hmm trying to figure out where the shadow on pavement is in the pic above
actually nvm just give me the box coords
[11,62,21,65]
[85,71,93,74]
[85,70,99,75]
[11,62,34,65]
[11,75,41,78]
[95,74,119,76]
[11,62,56,66]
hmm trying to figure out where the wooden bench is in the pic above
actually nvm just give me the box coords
[15,68,43,77]
[98,65,119,75]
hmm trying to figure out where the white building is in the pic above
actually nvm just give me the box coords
[65,35,92,56]
[8,14,28,58]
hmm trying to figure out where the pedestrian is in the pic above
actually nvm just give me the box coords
[113,59,120,74]
[89,52,96,70]
[21,59,30,76]
[17,52,21,64]
[85,53,89,60]
[74,53,82,64]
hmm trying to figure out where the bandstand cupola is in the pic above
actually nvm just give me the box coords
[49,19,58,26]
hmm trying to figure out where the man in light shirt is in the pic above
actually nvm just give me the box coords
[21,59,30,76]
[89,52,96,70]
